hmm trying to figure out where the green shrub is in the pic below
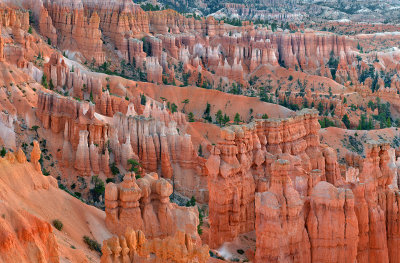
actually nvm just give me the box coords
[198,206,204,235]
[140,94,146,105]
[127,159,141,173]
[197,224,203,235]
[41,75,48,89]
[0,147,6,157]
[188,112,195,122]
[106,178,114,183]
[110,163,119,175]
[91,176,105,202]
[52,219,63,231]
[186,196,196,207]
[83,236,101,253]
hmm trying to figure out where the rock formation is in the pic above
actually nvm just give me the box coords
[307,181,359,263]
[0,145,61,262]
[31,140,42,171]
[41,0,105,64]
[255,159,311,263]
[205,109,339,247]
[100,229,209,263]
[105,172,200,241]
[0,201,59,263]
[2,1,400,262]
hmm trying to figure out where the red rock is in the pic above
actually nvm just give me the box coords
[74,130,91,176]
[307,181,359,262]
[0,201,59,263]
[39,7,57,46]
[42,1,105,64]
[31,140,41,172]
[101,229,209,263]
[105,172,200,241]
[255,159,311,262]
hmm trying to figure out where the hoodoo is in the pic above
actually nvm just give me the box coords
[0,0,400,262]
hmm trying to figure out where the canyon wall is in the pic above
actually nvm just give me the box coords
[205,108,341,248]
[253,139,400,262]
[28,1,358,85]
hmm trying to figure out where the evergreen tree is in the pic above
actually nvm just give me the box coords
[203,102,212,122]
[171,103,178,113]
[368,100,375,110]
[357,113,369,130]
[386,117,392,128]
[41,74,48,89]
[318,102,324,115]
[127,159,141,174]
[223,114,230,125]
[303,99,308,108]
[181,99,189,113]
[234,113,241,124]
[0,147,6,157]
[342,114,350,129]
[188,112,194,122]
[140,94,146,105]
[215,110,223,126]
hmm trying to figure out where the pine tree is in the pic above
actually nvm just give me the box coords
[318,102,324,115]
[223,114,230,125]
[386,117,392,128]
[171,103,178,113]
[188,112,194,122]
[215,110,223,126]
[342,114,350,129]
[234,113,241,124]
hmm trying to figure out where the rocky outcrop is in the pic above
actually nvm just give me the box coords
[43,53,102,100]
[145,57,163,84]
[105,172,200,241]
[100,229,209,263]
[274,31,354,70]
[36,91,111,176]
[39,6,57,45]
[253,139,400,263]
[0,145,60,263]
[205,109,339,247]
[36,0,103,64]
[74,130,91,175]
[255,159,311,263]
[111,102,206,202]
[36,90,205,198]
[83,0,149,63]
[307,181,359,263]
[36,91,106,148]
[36,0,152,64]
[0,201,59,263]
[31,140,42,172]
[346,141,396,263]
[0,25,4,62]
